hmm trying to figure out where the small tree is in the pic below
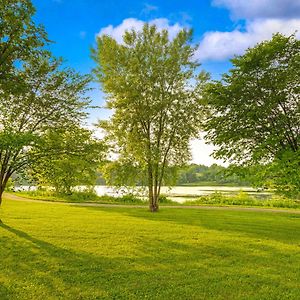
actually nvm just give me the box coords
[204,34,300,196]
[92,24,207,211]
[30,127,106,194]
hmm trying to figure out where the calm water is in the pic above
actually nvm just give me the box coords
[16,185,272,203]
[92,185,272,203]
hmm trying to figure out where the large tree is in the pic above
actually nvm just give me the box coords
[204,34,300,196]
[0,0,92,205]
[92,24,207,211]
[0,52,91,204]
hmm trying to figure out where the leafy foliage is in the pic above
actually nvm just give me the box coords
[184,192,300,209]
[205,34,300,196]
[0,0,47,84]
[29,127,106,194]
[92,24,208,211]
[176,163,250,186]
[0,0,91,203]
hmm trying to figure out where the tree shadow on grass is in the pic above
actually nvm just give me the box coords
[0,219,299,300]
[81,206,300,245]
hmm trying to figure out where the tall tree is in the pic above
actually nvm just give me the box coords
[92,24,207,211]
[0,0,93,206]
[204,34,300,196]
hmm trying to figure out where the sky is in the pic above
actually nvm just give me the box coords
[32,0,300,166]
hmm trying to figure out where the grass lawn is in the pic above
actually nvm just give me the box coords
[0,198,300,299]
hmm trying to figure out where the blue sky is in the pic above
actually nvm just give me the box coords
[31,0,300,165]
[32,0,234,108]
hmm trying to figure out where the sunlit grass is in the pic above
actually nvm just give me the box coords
[1,197,300,299]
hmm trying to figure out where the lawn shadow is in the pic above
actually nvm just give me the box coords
[80,205,300,245]
[1,215,299,299]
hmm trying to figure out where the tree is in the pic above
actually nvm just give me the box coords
[29,127,106,194]
[0,53,91,204]
[92,24,207,211]
[0,0,95,206]
[204,34,300,196]
[0,0,47,89]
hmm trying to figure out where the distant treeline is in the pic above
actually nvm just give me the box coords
[176,164,250,186]
[94,164,250,187]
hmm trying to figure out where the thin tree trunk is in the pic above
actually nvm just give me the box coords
[153,183,159,212]
[0,185,4,206]
[0,184,3,223]
[0,171,13,206]
[152,166,159,212]
[148,164,158,212]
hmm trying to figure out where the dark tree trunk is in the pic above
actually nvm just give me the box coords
[148,164,159,212]
[0,188,2,223]
[0,187,3,206]
[0,181,5,206]
[0,171,13,206]
[0,184,6,223]
[150,188,159,212]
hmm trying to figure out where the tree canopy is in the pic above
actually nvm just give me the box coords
[204,34,300,196]
[92,24,208,211]
[0,0,93,203]
[29,126,106,194]
[0,0,47,89]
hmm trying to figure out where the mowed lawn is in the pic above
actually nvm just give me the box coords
[0,199,300,300]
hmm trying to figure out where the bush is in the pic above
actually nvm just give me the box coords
[159,194,177,204]
[184,192,300,209]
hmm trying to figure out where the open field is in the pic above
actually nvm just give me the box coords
[1,197,300,299]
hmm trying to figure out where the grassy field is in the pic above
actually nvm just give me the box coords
[1,198,300,299]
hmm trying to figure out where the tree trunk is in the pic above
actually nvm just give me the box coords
[150,181,159,212]
[0,172,12,206]
[148,164,159,212]
[0,185,3,223]
[151,190,159,212]
[0,186,3,207]
[0,185,4,206]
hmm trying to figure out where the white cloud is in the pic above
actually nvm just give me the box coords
[196,18,300,61]
[213,0,300,19]
[97,18,184,43]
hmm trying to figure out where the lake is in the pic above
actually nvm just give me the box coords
[16,185,272,203]
[93,185,272,203]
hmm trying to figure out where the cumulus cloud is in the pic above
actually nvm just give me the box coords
[97,18,184,43]
[213,0,300,20]
[195,18,300,61]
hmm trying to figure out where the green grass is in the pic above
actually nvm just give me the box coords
[1,198,300,299]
